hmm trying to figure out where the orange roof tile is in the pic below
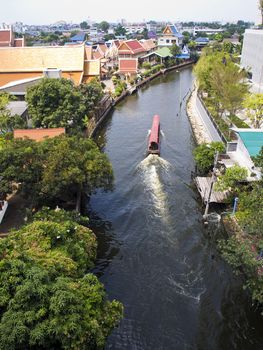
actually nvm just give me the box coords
[85,46,93,60]
[14,128,65,142]
[0,45,85,72]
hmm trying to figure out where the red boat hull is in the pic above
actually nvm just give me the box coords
[148,115,160,155]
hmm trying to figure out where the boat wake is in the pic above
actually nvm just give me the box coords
[137,155,172,221]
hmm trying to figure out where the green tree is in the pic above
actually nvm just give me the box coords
[170,44,180,57]
[193,142,225,173]
[98,21,110,33]
[80,21,89,29]
[79,78,104,116]
[214,33,224,42]
[214,165,248,192]
[0,209,123,349]
[0,135,113,208]
[188,40,197,50]
[26,78,85,130]
[235,184,263,235]
[115,25,126,37]
[194,51,248,115]
[243,93,263,128]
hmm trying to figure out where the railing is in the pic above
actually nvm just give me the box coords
[197,93,228,144]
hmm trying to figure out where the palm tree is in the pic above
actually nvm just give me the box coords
[259,0,263,25]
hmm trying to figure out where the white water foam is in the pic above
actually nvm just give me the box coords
[136,155,172,221]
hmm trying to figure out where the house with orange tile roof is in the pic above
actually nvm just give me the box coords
[0,44,101,87]
[14,128,65,142]
[0,25,25,47]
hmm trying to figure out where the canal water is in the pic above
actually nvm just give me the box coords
[89,69,263,350]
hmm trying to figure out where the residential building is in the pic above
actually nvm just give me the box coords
[0,24,25,47]
[158,24,184,47]
[241,29,263,93]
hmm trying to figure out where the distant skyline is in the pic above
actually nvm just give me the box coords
[0,0,260,25]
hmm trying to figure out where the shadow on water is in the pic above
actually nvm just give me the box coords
[89,69,263,350]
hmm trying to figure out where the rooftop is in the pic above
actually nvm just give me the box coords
[14,128,65,142]
[234,129,263,157]
[0,44,85,72]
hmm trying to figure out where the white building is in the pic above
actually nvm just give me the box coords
[158,24,183,48]
[241,29,263,93]
[223,129,263,181]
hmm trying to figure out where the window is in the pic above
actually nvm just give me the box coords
[166,39,170,43]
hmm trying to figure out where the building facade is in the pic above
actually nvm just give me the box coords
[241,29,263,93]
[158,24,183,47]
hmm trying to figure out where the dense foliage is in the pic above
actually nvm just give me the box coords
[0,135,113,207]
[235,184,263,235]
[215,165,248,192]
[194,50,248,116]
[0,208,123,349]
[193,142,225,173]
[26,78,103,130]
[218,235,263,304]
[243,93,263,129]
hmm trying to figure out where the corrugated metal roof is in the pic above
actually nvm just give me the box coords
[70,32,86,42]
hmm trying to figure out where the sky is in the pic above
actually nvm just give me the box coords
[0,0,260,25]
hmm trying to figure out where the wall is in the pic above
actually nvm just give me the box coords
[241,29,263,91]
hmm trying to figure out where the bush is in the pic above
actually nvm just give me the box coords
[142,61,151,69]
[193,142,225,173]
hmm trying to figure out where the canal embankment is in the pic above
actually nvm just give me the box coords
[186,82,226,145]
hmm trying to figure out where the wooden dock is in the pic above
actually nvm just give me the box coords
[194,176,229,204]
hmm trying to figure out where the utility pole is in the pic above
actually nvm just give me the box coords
[203,151,219,220]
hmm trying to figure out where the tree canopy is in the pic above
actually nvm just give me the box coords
[26,78,103,130]
[0,135,113,207]
[170,44,181,57]
[194,51,248,116]
[0,208,123,349]
[98,21,110,33]
[243,93,263,128]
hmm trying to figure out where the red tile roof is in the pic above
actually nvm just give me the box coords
[118,40,146,55]
[119,59,137,73]
[14,128,65,142]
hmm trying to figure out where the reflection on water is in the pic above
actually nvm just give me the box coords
[90,69,263,350]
